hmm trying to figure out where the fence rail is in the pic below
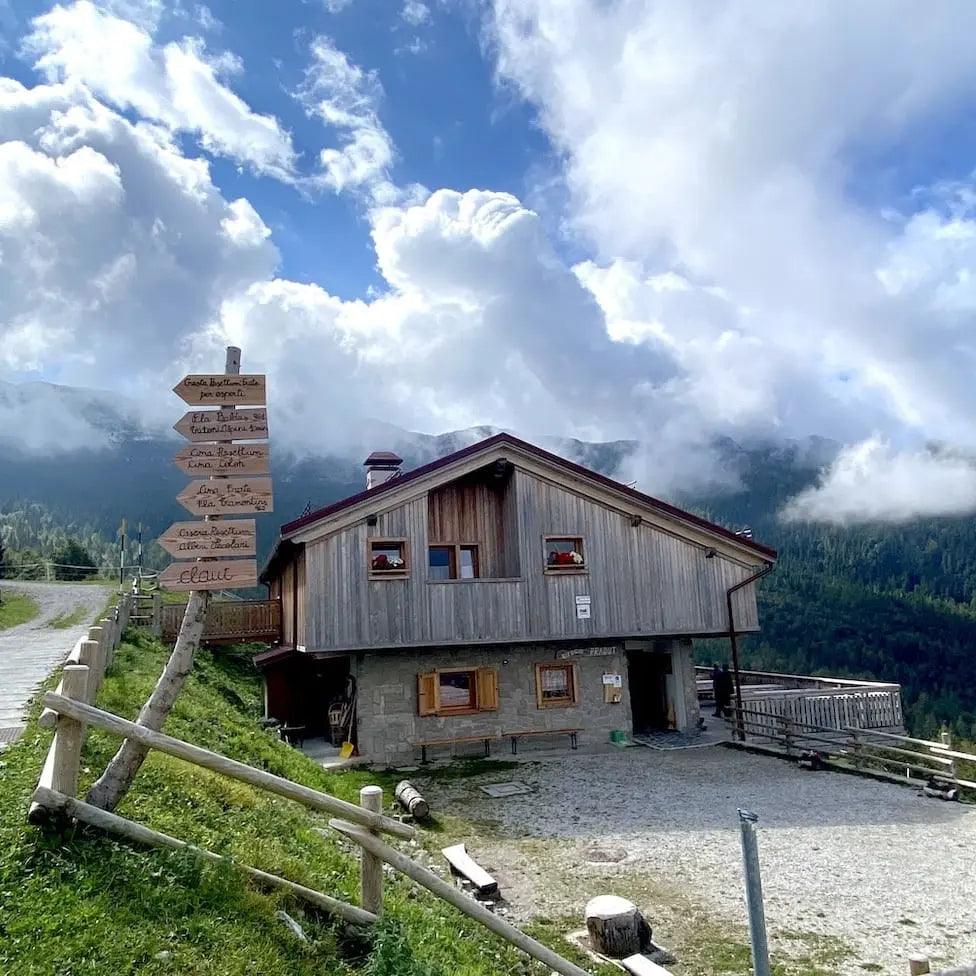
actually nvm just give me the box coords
[732,707,976,795]
[159,599,280,643]
[29,639,596,976]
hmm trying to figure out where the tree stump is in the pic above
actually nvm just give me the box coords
[585,895,651,958]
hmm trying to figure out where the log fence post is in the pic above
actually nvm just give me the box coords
[359,785,384,916]
[50,665,90,798]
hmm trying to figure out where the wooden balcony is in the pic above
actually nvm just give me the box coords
[161,599,281,645]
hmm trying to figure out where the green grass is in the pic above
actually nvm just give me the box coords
[0,590,39,630]
[47,604,90,629]
[0,633,537,976]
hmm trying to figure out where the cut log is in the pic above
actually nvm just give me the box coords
[441,843,498,897]
[585,895,651,959]
[395,780,430,820]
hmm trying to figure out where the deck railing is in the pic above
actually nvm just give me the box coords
[160,599,281,643]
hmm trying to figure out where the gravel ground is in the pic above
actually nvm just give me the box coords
[417,746,976,974]
[0,580,110,738]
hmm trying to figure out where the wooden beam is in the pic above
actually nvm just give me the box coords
[32,786,375,927]
[330,819,591,976]
[441,843,498,897]
[40,692,415,840]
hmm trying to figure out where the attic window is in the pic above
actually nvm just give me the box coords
[369,539,408,578]
[544,536,585,572]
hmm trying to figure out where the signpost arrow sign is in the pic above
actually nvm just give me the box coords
[158,520,256,559]
[173,443,270,477]
[174,408,269,442]
[177,477,274,516]
[173,374,267,406]
[159,559,258,591]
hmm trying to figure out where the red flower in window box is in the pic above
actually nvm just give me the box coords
[550,550,583,566]
[373,554,390,570]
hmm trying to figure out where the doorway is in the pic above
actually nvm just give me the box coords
[627,650,673,733]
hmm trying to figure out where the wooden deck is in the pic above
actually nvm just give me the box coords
[160,599,281,644]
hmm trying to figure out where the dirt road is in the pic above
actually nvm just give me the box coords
[0,581,111,743]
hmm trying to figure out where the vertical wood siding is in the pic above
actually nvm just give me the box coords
[298,465,761,651]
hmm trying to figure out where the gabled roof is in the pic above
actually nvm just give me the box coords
[269,433,775,569]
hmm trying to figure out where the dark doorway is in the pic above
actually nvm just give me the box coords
[627,650,672,733]
[265,654,350,740]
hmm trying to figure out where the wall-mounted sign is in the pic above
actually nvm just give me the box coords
[159,559,258,591]
[173,374,266,406]
[159,520,256,559]
[575,594,592,619]
[177,476,274,516]
[174,408,269,442]
[602,673,622,687]
[558,646,616,659]
[172,443,270,477]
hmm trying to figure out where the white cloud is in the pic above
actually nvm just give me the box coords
[487,0,976,508]
[781,438,976,524]
[24,1,295,179]
[401,1,430,27]
[298,36,397,200]
[321,0,355,11]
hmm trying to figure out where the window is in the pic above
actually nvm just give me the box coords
[544,536,585,571]
[427,544,480,581]
[369,539,408,578]
[535,663,577,708]
[418,667,499,716]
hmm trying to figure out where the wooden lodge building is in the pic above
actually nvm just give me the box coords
[256,434,776,764]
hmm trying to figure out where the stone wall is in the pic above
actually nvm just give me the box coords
[354,642,632,764]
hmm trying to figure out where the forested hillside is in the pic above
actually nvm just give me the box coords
[4,413,976,738]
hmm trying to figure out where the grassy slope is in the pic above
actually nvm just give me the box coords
[0,590,39,630]
[0,633,573,976]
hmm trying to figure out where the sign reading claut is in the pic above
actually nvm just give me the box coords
[159,364,272,591]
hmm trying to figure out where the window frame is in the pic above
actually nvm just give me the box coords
[427,542,481,582]
[543,535,586,574]
[535,662,578,709]
[418,666,499,717]
[435,666,479,715]
[368,537,409,580]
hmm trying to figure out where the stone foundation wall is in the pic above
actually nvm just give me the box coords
[354,642,632,765]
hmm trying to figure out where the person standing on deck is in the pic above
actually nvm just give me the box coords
[716,665,735,718]
[711,664,724,717]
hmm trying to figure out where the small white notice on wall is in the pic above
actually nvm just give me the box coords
[575,595,591,605]
[575,594,591,619]
[602,673,622,687]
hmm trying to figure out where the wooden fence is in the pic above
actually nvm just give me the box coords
[159,599,281,644]
[732,707,976,796]
[28,631,594,975]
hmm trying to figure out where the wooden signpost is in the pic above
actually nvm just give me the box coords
[159,560,258,591]
[172,443,270,477]
[177,477,274,516]
[158,520,256,559]
[174,408,269,442]
[160,361,272,592]
[173,374,266,406]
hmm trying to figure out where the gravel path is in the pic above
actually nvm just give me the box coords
[419,747,976,974]
[0,581,110,740]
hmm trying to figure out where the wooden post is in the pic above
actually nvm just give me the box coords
[50,665,90,797]
[909,957,931,975]
[359,785,383,916]
[151,591,162,637]
[330,819,590,976]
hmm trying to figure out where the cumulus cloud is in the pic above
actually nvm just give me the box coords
[401,1,430,26]
[781,438,976,524]
[24,1,296,179]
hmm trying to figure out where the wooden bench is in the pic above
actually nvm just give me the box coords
[415,734,497,762]
[503,728,582,755]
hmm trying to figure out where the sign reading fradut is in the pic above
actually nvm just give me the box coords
[160,365,271,592]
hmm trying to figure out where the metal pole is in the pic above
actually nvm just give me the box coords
[738,809,771,976]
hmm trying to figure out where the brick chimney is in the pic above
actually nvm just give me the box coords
[364,451,403,490]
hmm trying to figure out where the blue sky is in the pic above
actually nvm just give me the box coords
[0,0,552,298]
[5,0,976,522]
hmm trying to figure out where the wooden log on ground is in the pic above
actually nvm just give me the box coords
[395,780,430,820]
[909,959,930,975]
[441,843,498,897]
[330,819,591,976]
[40,692,415,839]
[585,895,651,959]
[30,786,375,926]
[359,786,383,916]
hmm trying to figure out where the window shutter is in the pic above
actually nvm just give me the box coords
[476,668,499,711]
[418,672,437,716]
